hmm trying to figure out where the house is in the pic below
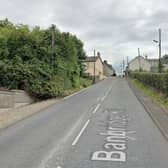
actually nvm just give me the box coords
[147,58,158,72]
[83,52,105,82]
[161,55,168,71]
[128,56,163,72]
[103,60,115,76]
[128,56,151,72]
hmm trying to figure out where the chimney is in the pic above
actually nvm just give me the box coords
[145,55,148,59]
[97,52,101,57]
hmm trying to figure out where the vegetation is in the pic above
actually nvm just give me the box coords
[129,72,168,96]
[0,19,90,99]
[131,79,168,110]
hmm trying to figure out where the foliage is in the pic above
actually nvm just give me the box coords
[129,72,168,96]
[0,19,86,99]
[131,79,168,111]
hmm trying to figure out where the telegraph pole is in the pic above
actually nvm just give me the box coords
[126,56,129,76]
[123,60,125,76]
[93,49,96,84]
[138,48,141,71]
[127,56,129,66]
[153,28,162,73]
[159,28,162,73]
[51,24,55,73]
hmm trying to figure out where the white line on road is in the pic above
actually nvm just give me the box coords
[96,97,101,102]
[101,96,106,101]
[72,119,90,146]
[93,104,101,114]
[63,88,86,100]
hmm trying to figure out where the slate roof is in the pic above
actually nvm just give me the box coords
[84,56,98,62]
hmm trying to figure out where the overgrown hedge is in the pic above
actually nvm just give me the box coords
[0,19,88,99]
[129,72,168,96]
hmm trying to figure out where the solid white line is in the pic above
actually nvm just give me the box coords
[63,88,86,100]
[72,119,90,146]
[93,104,101,114]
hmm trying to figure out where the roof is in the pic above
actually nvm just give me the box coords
[84,56,98,62]
[83,55,104,65]
[147,58,158,62]
[128,56,148,65]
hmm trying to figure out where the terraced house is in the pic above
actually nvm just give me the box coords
[128,56,162,72]
[83,52,105,82]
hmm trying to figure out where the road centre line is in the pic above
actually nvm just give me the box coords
[101,95,106,101]
[96,97,100,102]
[101,88,110,102]
[93,104,101,114]
[72,119,90,146]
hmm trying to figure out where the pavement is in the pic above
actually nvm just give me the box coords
[0,98,61,130]
[0,77,168,168]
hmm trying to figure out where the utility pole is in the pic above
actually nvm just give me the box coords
[51,24,55,74]
[159,28,162,73]
[93,49,96,84]
[123,60,125,76]
[153,28,162,73]
[126,56,129,76]
[138,48,141,72]
[127,56,129,66]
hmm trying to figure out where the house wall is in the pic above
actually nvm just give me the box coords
[129,57,151,71]
[103,64,114,76]
[149,60,158,67]
[95,58,104,79]
[83,58,104,80]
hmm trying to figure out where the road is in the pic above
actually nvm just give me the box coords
[0,77,168,168]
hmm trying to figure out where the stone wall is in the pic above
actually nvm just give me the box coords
[0,90,34,108]
[0,91,14,108]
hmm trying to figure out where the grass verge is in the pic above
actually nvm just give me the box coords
[130,78,168,111]
[62,78,92,96]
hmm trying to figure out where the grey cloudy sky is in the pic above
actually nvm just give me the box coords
[1,0,168,72]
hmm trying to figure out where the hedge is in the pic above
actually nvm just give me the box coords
[129,72,168,96]
[0,19,87,99]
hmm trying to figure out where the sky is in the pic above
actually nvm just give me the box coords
[0,0,168,73]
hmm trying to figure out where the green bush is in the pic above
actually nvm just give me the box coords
[27,76,64,99]
[0,19,87,99]
[129,72,168,96]
[80,77,92,88]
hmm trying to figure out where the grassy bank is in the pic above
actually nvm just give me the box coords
[130,78,168,111]
[62,78,92,96]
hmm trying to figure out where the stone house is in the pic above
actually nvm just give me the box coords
[147,58,158,72]
[103,60,115,77]
[83,53,105,81]
[128,56,151,72]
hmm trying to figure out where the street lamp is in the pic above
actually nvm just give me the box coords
[153,28,162,73]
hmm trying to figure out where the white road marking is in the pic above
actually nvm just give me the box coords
[39,112,88,168]
[96,97,100,102]
[101,87,112,102]
[63,88,85,100]
[93,104,101,114]
[63,84,94,100]
[72,119,90,146]
[101,96,106,101]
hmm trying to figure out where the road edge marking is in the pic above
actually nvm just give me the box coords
[72,119,90,146]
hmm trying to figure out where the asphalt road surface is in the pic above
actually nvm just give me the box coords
[0,77,168,168]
